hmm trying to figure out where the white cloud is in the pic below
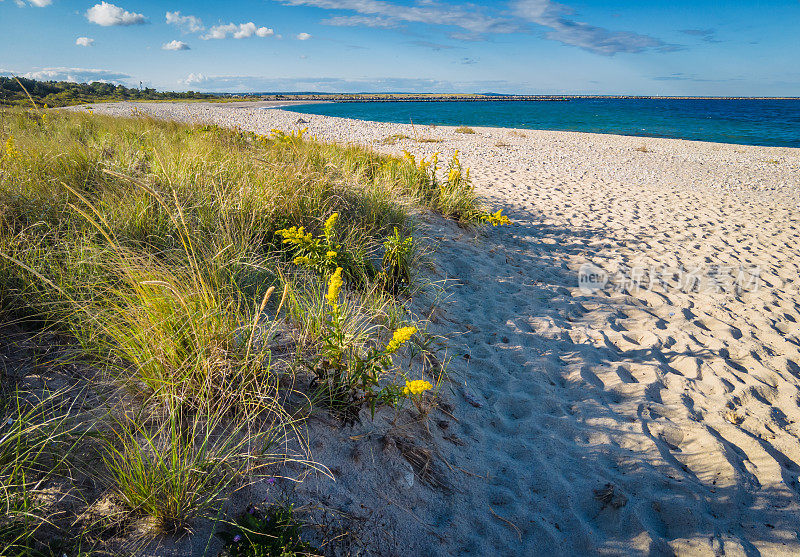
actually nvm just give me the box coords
[8,0,52,5]
[282,0,518,35]
[512,0,675,55]
[76,37,95,47]
[296,32,312,40]
[21,67,131,83]
[201,22,274,40]
[283,0,674,55]
[178,73,523,94]
[162,40,190,51]
[165,11,204,33]
[86,2,146,26]
[323,15,397,28]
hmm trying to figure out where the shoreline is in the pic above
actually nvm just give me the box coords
[73,100,800,555]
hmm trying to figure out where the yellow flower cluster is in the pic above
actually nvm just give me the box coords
[448,168,461,184]
[326,251,337,259]
[402,151,439,177]
[385,326,417,354]
[326,267,343,309]
[277,226,314,246]
[323,212,338,238]
[3,136,20,160]
[403,379,433,396]
[480,209,512,226]
[293,255,311,265]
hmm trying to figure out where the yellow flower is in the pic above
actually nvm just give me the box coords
[293,255,310,265]
[323,212,338,238]
[448,169,461,184]
[385,326,417,354]
[403,379,433,396]
[326,267,343,308]
[481,209,512,226]
[326,250,337,259]
[3,136,20,159]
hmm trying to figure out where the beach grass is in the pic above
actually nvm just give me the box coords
[0,106,474,552]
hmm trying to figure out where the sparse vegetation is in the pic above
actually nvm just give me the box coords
[455,126,476,134]
[634,144,651,153]
[220,504,319,557]
[380,133,411,145]
[508,130,527,138]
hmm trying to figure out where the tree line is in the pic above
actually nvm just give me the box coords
[0,76,219,107]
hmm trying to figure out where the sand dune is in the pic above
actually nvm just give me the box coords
[79,102,800,555]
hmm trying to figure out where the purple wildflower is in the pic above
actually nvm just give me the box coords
[233,535,242,543]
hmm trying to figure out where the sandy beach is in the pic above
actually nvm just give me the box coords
[75,101,800,555]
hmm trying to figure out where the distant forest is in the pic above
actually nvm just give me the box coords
[0,77,219,107]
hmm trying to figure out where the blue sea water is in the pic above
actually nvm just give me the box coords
[278,98,800,148]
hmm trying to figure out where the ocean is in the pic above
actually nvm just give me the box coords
[277,98,800,148]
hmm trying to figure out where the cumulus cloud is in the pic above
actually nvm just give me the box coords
[296,32,312,40]
[86,2,146,26]
[165,11,204,33]
[21,67,131,83]
[201,22,274,40]
[76,37,95,47]
[162,40,190,51]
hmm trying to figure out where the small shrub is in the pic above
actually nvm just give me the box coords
[508,130,526,138]
[380,133,410,145]
[379,227,414,294]
[220,504,319,557]
[455,126,476,134]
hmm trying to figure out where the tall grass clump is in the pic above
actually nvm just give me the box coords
[0,106,454,548]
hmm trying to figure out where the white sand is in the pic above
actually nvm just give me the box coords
[78,102,800,555]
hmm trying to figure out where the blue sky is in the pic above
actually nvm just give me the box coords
[1,0,798,95]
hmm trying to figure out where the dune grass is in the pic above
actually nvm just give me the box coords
[0,106,476,552]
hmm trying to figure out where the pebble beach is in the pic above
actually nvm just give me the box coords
[76,101,800,556]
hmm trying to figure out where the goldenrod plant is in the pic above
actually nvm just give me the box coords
[277,212,342,276]
[304,268,418,419]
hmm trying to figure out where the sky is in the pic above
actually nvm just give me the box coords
[1,0,799,95]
